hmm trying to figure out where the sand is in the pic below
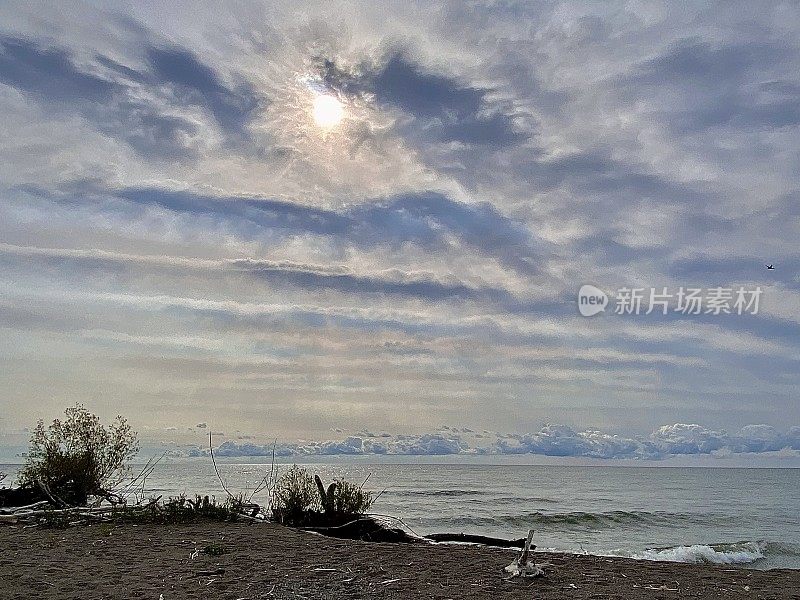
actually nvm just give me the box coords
[1,522,797,599]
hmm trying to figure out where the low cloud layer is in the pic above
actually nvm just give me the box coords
[186,423,800,460]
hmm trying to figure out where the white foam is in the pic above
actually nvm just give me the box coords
[633,542,765,565]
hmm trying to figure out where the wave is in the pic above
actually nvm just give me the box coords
[391,490,559,504]
[393,489,488,497]
[491,496,560,504]
[531,510,673,527]
[418,509,733,530]
[633,541,766,565]
[762,541,800,557]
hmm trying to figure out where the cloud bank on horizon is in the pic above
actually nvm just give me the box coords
[0,1,798,446]
[185,422,800,460]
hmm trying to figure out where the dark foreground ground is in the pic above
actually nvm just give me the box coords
[0,522,797,599]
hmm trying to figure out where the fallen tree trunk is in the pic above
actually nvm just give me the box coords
[301,516,419,543]
[0,500,51,514]
[425,533,531,548]
[300,516,529,548]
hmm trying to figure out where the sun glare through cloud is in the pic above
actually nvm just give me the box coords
[312,94,344,128]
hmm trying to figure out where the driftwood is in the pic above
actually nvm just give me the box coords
[0,491,262,528]
[0,500,50,514]
[503,530,546,579]
[315,475,337,514]
[301,516,418,543]
[425,533,530,548]
[0,504,114,525]
[300,515,531,548]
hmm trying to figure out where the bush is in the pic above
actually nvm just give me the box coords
[110,495,243,525]
[271,465,320,523]
[18,404,139,505]
[271,466,375,525]
[331,478,374,515]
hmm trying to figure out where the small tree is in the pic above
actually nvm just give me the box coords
[19,405,139,505]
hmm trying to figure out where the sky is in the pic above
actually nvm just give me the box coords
[0,1,798,461]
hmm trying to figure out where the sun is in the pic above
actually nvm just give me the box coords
[312,94,344,128]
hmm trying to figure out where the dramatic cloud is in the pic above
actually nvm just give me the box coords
[0,1,798,450]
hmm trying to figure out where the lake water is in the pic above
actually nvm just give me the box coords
[4,459,799,570]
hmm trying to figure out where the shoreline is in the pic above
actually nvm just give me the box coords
[2,522,798,599]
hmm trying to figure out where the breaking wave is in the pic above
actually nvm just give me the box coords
[633,541,766,565]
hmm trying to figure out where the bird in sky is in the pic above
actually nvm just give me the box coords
[766,264,775,270]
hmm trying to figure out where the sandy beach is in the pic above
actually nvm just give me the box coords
[1,522,797,599]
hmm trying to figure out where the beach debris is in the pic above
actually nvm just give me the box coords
[644,584,678,591]
[196,568,226,576]
[503,530,545,580]
[426,532,529,548]
[0,491,260,528]
[301,515,416,543]
[315,475,338,514]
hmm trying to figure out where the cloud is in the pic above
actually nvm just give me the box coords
[0,35,119,102]
[0,35,198,158]
[146,45,260,137]
[650,423,800,455]
[495,425,656,459]
[620,39,800,132]
[650,423,728,454]
[29,184,544,278]
[203,432,467,457]
[0,242,513,305]
[0,34,261,158]
[192,423,800,459]
[731,424,800,453]
[322,51,527,146]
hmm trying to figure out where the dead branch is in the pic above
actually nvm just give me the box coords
[35,478,69,508]
[209,432,235,500]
